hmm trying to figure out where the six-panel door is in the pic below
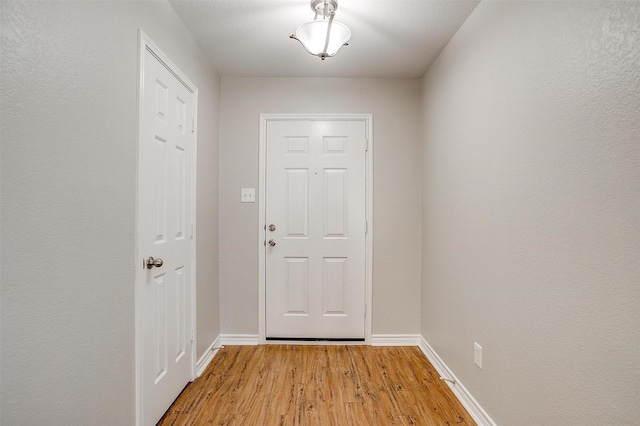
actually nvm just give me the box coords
[139,46,195,425]
[265,120,366,339]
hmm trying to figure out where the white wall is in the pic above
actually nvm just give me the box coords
[420,1,639,424]
[0,1,220,423]
[219,78,422,336]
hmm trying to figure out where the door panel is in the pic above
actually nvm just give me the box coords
[324,168,348,237]
[265,120,366,339]
[285,257,309,315]
[138,43,195,425]
[286,169,309,237]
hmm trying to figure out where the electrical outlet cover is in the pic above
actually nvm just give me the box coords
[474,342,483,369]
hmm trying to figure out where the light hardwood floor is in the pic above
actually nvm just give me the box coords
[158,345,476,425]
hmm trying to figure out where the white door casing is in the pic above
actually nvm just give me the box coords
[136,32,197,426]
[259,115,373,342]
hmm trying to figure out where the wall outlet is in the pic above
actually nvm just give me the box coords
[474,342,483,369]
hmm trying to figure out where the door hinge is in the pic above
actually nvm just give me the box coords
[365,139,369,152]
[365,220,368,234]
[192,117,195,133]
[365,303,367,317]
[191,224,194,239]
[191,327,195,341]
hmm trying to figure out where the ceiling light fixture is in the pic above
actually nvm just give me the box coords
[290,0,351,60]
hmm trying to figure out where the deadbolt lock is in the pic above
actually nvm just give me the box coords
[268,224,276,232]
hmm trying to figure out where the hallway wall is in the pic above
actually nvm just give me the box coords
[420,1,639,424]
[0,1,220,424]
[219,78,422,336]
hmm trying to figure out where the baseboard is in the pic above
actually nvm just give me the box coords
[418,336,496,426]
[219,334,259,345]
[370,334,422,346]
[195,334,222,377]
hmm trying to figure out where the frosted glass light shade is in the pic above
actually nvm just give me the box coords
[293,19,351,59]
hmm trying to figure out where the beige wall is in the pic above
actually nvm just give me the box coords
[219,77,422,336]
[3,1,637,424]
[0,1,220,423]
[420,1,639,424]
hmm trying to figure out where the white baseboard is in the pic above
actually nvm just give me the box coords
[418,336,496,426]
[220,334,259,345]
[195,334,222,377]
[371,334,422,346]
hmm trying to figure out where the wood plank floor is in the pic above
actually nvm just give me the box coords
[158,345,476,425]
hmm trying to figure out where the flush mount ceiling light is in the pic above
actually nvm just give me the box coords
[290,0,351,60]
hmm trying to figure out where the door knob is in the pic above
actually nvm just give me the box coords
[145,256,164,269]
[268,239,276,247]
[268,224,276,232]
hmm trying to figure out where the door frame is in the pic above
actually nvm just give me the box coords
[135,30,198,425]
[258,113,373,344]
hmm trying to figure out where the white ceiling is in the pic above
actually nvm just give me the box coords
[169,0,480,78]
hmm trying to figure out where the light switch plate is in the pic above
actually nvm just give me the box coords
[241,188,255,203]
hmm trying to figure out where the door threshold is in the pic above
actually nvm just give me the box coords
[266,337,365,342]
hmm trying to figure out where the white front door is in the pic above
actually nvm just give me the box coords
[265,119,367,340]
[137,34,197,426]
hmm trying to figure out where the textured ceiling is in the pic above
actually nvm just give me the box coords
[169,0,480,78]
